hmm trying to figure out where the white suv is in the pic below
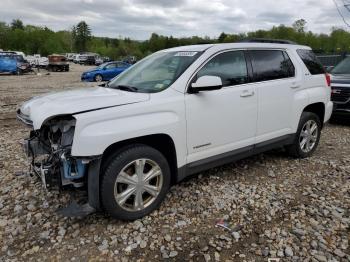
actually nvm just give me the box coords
[17,41,333,220]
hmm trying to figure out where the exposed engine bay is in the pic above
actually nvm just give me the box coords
[21,116,88,189]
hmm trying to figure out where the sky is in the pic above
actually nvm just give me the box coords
[1,0,350,39]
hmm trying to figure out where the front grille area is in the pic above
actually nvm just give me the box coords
[331,86,350,103]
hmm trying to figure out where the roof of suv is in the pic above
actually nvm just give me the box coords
[162,42,311,52]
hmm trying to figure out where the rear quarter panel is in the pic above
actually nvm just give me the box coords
[290,48,332,126]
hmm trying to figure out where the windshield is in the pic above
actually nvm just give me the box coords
[108,51,202,93]
[331,57,350,75]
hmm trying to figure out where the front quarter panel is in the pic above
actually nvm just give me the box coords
[71,88,187,167]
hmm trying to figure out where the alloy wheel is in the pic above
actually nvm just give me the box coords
[114,159,163,212]
[299,120,318,153]
[95,75,102,82]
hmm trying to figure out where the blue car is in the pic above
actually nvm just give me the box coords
[81,61,131,82]
[0,55,18,74]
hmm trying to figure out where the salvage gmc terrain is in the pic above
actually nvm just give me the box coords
[17,40,333,220]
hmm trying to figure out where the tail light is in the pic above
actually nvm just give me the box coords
[325,73,331,87]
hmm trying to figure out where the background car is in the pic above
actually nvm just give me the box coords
[81,61,131,82]
[0,54,18,74]
[73,54,87,64]
[95,56,104,66]
[329,57,350,121]
[0,53,31,74]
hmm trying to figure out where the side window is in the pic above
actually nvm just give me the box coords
[250,50,295,82]
[282,51,295,78]
[197,51,249,87]
[105,63,117,69]
[116,62,125,68]
[296,49,324,75]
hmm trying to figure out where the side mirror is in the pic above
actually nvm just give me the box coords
[190,75,223,93]
[103,67,107,70]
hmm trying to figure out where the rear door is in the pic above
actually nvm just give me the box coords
[115,62,129,75]
[247,49,300,143]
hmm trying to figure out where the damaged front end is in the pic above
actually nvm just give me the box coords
[21,116,88,189]
[18,112,100,217]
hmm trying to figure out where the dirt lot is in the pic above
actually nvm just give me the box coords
[0,64,349,261]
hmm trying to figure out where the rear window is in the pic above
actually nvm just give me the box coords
[249,50,295,82]
[296,49,324,75]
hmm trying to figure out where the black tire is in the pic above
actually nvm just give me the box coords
[287,112,321,158]
[101,144,171,220]
[94,74,103,82]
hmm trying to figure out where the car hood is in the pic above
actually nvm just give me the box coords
[19,86,150,129]
[330,74,350,87]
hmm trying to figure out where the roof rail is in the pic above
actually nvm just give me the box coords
[239,38,297,45]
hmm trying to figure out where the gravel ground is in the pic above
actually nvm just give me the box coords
[0,64,349,261]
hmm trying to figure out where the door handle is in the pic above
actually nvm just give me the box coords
[240,90,255,97]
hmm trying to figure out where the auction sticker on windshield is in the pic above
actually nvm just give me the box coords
[174,52,198,56]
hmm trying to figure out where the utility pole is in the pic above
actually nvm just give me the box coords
[343,0,350,12]
[333,0,350,28]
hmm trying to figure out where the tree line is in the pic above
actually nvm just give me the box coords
[1,19,350,60]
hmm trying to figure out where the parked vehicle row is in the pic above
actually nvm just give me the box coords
[26,55,49,68]
[72,53,110,66]
[17,40,333,220]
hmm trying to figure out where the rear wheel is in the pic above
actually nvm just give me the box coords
[101,145,171,220]
[287,112,321,158]
[94,74,103,82]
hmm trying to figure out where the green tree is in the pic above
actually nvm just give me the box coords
[218,32,227,43]
[11,19,24,30]
[293,19,307,33]
[73,21,91,52]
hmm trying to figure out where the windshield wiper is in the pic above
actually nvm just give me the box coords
[111,85,139,92]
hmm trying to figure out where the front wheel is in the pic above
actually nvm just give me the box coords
[101,145,171,220]
[94,74,103,82]
[287,112,321,158]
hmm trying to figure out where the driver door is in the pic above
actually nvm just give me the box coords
[185,50,258,163]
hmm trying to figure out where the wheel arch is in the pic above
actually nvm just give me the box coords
[101,133,179,185]
[302,102,325,127]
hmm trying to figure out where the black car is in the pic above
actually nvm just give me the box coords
[330,57,350,121]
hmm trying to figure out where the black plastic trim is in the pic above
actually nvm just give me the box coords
[87,157,102,210]
[177,134,295,182]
